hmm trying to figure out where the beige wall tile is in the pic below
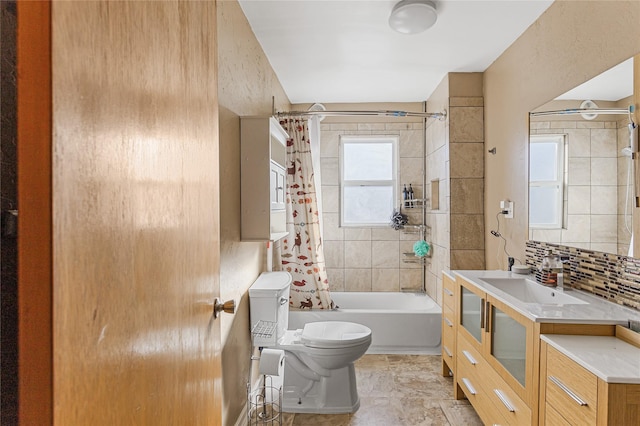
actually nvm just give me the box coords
[320,130,339,158]
[576,121,604,129]
[561,215,591,243]
[449,107,484,143]
[321,185,339,213]
[450,215,484,250]
[385,122,414,131]
[399,269,423,290]
[344,228,372,241]
[372,227,400,241]
[320,157,339,185]
[566,129,591,157]
[590,129,617,157]
[449,97,483,107]
[400,158,424,187]
[344,268,372,291]
[450,178,483,214]
[590,214,617,242]
[372,269,400,292]
[568,186,590,214]
[372,240,400,268]
[344,240,372,268]
[548,121,577,129]
[323,240,344,268]
[326,268,345,292]
[450,250,485,270]
[357,123,386,131]
[323,213,344,240]
[591,157,617,185]
[399,129,424,158]
[590,186,617,215]
[330,123,358,131]
[568,158,591,185]
[450,143,484,178]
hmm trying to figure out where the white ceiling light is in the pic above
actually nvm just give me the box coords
[389,0,438,35]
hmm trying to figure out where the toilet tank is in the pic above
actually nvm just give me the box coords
[249,271,291,347]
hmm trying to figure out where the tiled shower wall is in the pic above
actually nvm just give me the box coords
[320,120,427,292]
[425,73,485,306]
[529,119,632,255]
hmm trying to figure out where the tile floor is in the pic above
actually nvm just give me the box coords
[279,354,483,426]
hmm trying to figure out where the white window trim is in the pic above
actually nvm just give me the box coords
[339,135,399,227]
[529,134,565,229]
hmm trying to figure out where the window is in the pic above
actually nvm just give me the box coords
[340,136,398,226]
[529,134,565,229]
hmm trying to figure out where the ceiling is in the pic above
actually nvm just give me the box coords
[555,57,634,102]
[238,0,554,104]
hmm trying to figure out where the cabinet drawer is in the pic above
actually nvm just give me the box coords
[442,307,455,370]
[457,332,484,373]
[545,403,571,426]
[546,345,597,426]
[483,357,532,426]
[457,357,507,426]
[443,274,456,310]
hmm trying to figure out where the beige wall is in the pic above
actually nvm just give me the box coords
[484,0,640,268]
[216,1,290,424]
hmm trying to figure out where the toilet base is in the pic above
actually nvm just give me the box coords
[281,363,361,414]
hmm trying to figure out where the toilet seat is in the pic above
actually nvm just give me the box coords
[300,321,371,349]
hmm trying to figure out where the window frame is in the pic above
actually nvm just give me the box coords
[339,135,399,227]
[529,134,566,230]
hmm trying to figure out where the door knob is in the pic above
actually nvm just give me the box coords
[213,298,236,318]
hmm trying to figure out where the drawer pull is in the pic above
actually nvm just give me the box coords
[443,345,452,358]
[462,350,477,365]
[461,377,476,395]
[444,317,453,327]
[444,288,454,296]
[549,376,588,406]
[493,389,516,412]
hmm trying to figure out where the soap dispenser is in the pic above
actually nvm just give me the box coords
[538,250,561,287]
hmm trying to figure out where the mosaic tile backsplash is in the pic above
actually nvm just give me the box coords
[526,241,640,311]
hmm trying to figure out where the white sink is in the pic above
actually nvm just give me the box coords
[480,278,588,305]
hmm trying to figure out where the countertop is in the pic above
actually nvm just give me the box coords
[452,270,640,324]
[541,334,640,384]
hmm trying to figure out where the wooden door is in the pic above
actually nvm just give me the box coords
[18,1,222,424]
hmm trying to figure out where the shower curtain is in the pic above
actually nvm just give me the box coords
[279,118,333,310]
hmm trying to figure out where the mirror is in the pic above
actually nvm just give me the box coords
[529,57,636,256]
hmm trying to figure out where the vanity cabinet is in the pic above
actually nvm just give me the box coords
[240,117,289,241]
[441,273,457,379]
[455,276,535,425]
[540,332,640,426]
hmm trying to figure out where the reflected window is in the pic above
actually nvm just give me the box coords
[529,134,565,229]
[340,136,398,226]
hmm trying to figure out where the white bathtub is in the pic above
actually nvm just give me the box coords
[288,292,442,355]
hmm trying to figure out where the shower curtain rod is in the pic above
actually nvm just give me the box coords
[275,109,447,120]
[530,107,629,118]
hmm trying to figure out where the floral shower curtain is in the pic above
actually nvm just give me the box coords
[279,118,333,310]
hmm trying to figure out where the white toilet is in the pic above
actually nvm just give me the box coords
[249,271,372,414]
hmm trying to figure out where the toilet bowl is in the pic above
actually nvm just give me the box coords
[249,272,372,414]
[276,321,372,414]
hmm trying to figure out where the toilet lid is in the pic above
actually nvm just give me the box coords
[300,321,371,349]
